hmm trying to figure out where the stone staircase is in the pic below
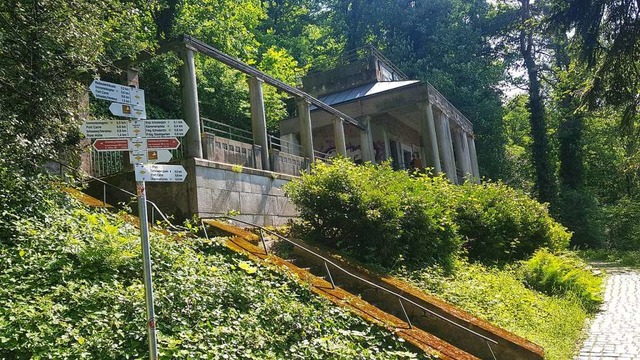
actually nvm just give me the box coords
[68,187,544,360]
[203,219,545,360]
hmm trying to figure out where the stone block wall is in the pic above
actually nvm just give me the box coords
[84,157,299,227]
[192,158,299,226]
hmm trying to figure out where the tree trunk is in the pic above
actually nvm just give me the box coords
[519,0,556,204]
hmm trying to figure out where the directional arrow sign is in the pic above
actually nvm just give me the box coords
[89,79,144,106]
[129,150,173,164]
[109,102,147,119]
[81,120,130,138]
[93,138,180,152]
[93,139,130,151]
[135,164,187,182]
[81,119,188,138]
[145,138,180,149]
[131,119,188,138]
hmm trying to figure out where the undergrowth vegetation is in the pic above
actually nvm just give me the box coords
[520,249,603,312]
[0,172,433,359]
[398,260,589,360]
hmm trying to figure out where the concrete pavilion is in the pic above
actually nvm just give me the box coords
[279,46,479,184]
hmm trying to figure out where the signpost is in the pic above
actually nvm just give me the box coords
[84,79,192,360]
[109,102,147,119]
[81,119,188,139]
[135,164,188,182]
[90,79,145,105]
[93,138,181,152]
[130,150,173,164]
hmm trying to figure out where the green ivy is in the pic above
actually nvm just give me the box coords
[0,180,433,359]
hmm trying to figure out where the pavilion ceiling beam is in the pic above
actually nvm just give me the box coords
[181,35,365,131]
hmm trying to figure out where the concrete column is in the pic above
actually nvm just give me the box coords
[419,102,442,173]
[444,119,458,183]
[297,99,315,163]
[382,129,391,162]
[180,46,203,159]
[434,110,457,183]
[359,116,375,163]
[248,76,271,171]
[452,127,472,180]
[467,134,480,182]
[332,117,347,157]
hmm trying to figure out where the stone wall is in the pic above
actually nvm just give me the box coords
[193,158,298,226]
[84,157,299,227]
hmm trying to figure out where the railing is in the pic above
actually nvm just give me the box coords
[267,134,302,155]
[54,160,186,232]
[200,215,499,359]
[201,117,254,144]
[313,150,334,163]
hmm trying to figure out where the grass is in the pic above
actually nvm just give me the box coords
[396,260,592,360]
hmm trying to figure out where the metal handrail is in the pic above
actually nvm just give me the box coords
[201,215,499,352]
[267,134,303,154]
[52,160,187,232]
[201,117,255,144]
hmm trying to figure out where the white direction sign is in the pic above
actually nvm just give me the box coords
[131,119,188,138]
[81,120,130,138]
[109,102,147,119]
[129,150,173,164]
[135,164,187,182]
[81,119,188,138]
[89,79,145,106]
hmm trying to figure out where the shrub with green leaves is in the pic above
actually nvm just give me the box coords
[285,158,571,267]
[285,158,461,269]
[519,249,603,312]
[455,182,571,264]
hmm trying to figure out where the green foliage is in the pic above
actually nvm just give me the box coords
[0,0,157,170]
[602,197,640,251]
[555,187,604,248]
[286,158,570,268]
[455,181,571,264]
[519,249,603,312]
[285,158,461,269]
[0,183,431,359]
[398,260,589,360]
[502,94,535,191]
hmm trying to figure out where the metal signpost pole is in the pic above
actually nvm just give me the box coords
[86,79,187,360]
[136,181,158,360]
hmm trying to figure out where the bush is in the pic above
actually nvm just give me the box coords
[520,249,603,312]
[285,158,461,269]
[455,182,571,264]
[286,159,571,268]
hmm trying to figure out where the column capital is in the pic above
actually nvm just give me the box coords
[247,76,265,84]
[296,97,310,106]
[417,100,431,112]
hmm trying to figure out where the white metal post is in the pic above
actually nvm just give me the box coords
[136,182,158,360]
